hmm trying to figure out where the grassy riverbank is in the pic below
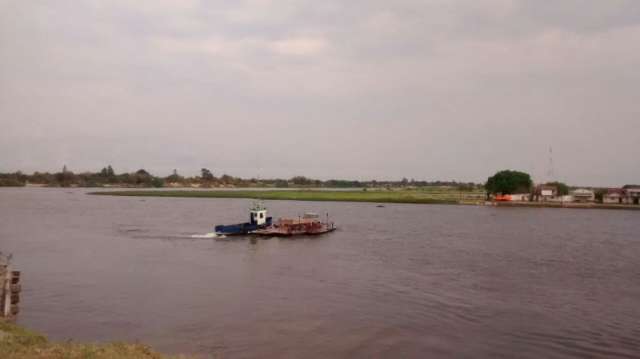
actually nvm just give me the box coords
[0,320,187,359]
[90,189,486,204]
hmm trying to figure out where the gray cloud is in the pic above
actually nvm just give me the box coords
[1,0,639,186]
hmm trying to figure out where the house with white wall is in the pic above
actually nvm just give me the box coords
[571,188,595,203]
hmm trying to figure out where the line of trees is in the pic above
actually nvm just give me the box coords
[0,166,483,190]
[0,166,165,188]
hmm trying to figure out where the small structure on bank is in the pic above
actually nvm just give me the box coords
[602,186,640,205]
[508,193,531,202]
[571,188,595,203]
[603,188,625,204]
[533,185,558,202]
[624,185,640,205]
[493,193,530,202]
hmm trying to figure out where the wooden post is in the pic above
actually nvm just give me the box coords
[2,266,10,317]
[0,265,4,317]
[10,271,20,316]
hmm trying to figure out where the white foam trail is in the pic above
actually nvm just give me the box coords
[190,232,218,239]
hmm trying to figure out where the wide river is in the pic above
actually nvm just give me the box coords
[1,188,639,358]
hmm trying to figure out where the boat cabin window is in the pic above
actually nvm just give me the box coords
[260,213,264,219]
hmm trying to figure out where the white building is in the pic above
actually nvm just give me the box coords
[624,186,640,205]
[602,186,640,205]
[534,185,558,202]
[509,193,530,202]
[603,189,625,204]
[571,188,595,203]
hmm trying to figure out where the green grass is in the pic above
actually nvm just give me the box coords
[89,189,486,205]
[0,320,192,359]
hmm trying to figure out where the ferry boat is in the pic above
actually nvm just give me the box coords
[252,212,336,237]
[214,203,273,236]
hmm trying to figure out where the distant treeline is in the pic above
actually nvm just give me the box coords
[0,166,481,190]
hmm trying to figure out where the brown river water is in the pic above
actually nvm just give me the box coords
[1,188,639,358]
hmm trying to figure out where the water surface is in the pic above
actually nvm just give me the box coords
[1,188,639,358]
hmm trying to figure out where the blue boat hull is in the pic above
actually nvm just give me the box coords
[215,217,272,235]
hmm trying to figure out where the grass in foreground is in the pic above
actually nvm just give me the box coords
[0,320,187,359]
[89,189,485,204]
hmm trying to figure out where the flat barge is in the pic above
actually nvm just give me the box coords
[252,213,336,237]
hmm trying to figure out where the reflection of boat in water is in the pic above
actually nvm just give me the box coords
[214,203,272,236]
[252,212,336,237]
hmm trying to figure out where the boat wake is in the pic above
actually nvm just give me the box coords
[190,232,219,239]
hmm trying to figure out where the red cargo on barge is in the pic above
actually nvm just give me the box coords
[252,212,336,237]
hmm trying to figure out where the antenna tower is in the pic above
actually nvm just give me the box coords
[546,146,555,182]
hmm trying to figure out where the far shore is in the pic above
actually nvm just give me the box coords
[491,201,640,210]
[88,189,640,210]
[88,189,482,205]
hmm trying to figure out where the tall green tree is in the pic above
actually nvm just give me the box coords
[56,165,76,187]
[106,165,115,177]
[134,169,153,186]
[201,168,214,181]
[485,170,533,195]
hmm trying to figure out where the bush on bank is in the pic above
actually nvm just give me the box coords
[0,320,188,359]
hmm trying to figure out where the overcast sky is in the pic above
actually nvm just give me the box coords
[1,1,639,186]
